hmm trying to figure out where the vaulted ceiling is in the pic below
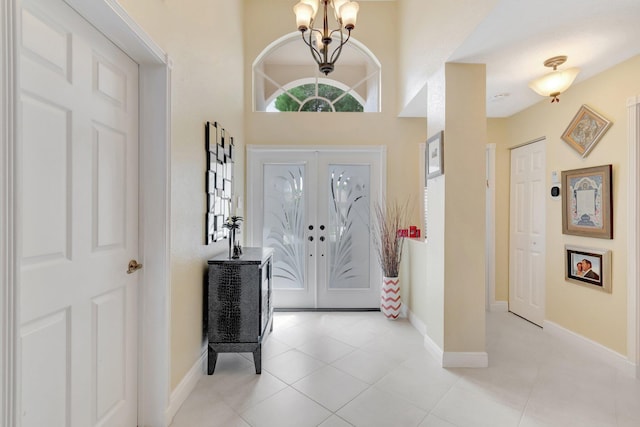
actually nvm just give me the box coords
[399,0,640,118]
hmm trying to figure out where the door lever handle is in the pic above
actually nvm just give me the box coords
[127,259,143,274]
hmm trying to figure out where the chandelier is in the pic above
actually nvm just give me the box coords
[293,0,360,75]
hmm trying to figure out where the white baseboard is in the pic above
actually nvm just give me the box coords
[408,309,427,336]
[490,301,508,313]
[544,320,636,377]
[407,309,444,363]
[408,309,489,368]
[443,351,489,368]
[423,332,444,363]
[400,303,409,319]
[165,349,207,425]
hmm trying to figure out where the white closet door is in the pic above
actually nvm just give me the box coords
[509,140,546,326]
[19,0,139,425]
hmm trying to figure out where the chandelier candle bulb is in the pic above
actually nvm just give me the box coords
[294,3,313,31]
[332,0,349,21]
[340,2,359,30]
[300,0,319,18]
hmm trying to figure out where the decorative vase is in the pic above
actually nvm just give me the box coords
[381,276,401,319]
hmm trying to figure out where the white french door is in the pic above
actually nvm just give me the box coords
[509,140,546,326]
[248,147,384,309]
[19,0,139,425]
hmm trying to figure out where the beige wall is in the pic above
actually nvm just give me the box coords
[118,0,245,390]
[442,63,487,352]
[244,0,426,224]
[421,64,487,353]
[498,55,640,355]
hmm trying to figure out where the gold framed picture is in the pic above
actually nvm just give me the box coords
[561,164,613,239]
[561,104,612,158]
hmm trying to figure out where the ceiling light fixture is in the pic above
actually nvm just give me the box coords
[528,56,580,103]
[293,0,360,75]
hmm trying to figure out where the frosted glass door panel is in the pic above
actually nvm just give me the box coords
[327,165,371,289]
[316,150,382,308]
[248,147,383,309]
[263,164,307,290]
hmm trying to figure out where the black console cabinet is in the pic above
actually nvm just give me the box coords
[206,247,273,374]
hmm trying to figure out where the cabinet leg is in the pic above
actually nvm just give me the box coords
[252,344,262,374]
[208,346,218,375]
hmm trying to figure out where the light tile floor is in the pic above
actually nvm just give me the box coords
[170,311,640,427]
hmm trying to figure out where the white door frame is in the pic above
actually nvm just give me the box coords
[485,143,501,312]
[628,95,640,377]
[1,1,172,425]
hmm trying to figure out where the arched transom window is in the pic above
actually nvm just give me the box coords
[253,32,381,113]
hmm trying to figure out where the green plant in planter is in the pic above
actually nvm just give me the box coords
[223,215,243,231]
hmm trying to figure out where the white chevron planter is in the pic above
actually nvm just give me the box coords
[381,276,401,319]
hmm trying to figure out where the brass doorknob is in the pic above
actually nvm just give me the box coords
[127,259,143,274]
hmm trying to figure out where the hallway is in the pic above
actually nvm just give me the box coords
[170,311,640,427]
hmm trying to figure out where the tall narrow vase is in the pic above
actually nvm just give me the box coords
[228,229,234,259]
[381,276,401,319]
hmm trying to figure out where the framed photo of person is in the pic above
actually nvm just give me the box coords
[561,164,612,239]
[565,245,611,293]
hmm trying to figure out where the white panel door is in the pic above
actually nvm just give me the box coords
[19,0,139,426]
[248,147,383,309]
[509,140,546,326]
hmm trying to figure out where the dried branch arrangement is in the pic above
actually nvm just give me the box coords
[372,199,410,277]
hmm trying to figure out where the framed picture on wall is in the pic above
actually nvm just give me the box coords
[561,104,612,158]
[565,245,611,292]
[425,131,444,182]
[561,164,613,239]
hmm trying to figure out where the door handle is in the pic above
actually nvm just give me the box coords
[127,259,143,274]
